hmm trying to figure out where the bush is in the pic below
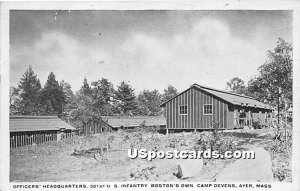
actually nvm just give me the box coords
[194,122,236,155]
[271,126,292,154]
[252,121,261,129]
[270,123,293,181]
[126,125,165,134]
[130,166,158,180]
[273,168,289,181]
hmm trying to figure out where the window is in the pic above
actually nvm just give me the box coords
[203,104,213,115]
[179,105,188,115]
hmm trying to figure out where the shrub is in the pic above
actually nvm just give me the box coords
[270,123,293,181]
[273,168,288,181]
[194,122,236,155]
[130,166,157,180]
[271,125,292,154]
[252,121,261,129]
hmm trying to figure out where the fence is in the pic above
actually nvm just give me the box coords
[10,130,75,148]
[10,131,57,148]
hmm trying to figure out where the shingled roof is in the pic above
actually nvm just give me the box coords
[10,116,76,132]
[101,116,166,128]
[160,83,272,110]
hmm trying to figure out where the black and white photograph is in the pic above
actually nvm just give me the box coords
[0,1,299,191]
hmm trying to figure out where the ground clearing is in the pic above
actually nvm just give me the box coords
[10,128,292,182]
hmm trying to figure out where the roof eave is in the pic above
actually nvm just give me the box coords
[231,103,272,110]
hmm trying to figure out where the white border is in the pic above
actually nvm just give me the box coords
[1,1,300,191]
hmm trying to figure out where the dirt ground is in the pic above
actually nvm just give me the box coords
[10,128,292,182]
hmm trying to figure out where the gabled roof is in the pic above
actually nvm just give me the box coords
[10,116,76,132]
[101,116,166,128]
[160,83,272,110]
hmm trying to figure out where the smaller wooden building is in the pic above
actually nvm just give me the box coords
[10,116,76,148]
[160,84,273,133]
[80,116,113,135]
[100,116,166,130]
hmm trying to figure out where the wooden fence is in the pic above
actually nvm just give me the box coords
[10,131,57,148]
[10,130,75,148]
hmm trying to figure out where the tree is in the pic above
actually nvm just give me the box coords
[248,38,292,123]
[80,77,92,97]
[9,86,21,115]
[115,81,139,115]
[91,78,115,116]
[69,93,94,128]
[226,77,248,95]
[138,89,163,116]
[162,85,178,102]
[17,66,42,115]
[59,80,75,121]
[40,72,66,116]
[60,80,74,101]
[68,78,94,127]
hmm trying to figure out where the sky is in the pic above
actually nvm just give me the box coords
[10,10,292,93]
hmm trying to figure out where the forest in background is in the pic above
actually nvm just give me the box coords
[9,38,292,128]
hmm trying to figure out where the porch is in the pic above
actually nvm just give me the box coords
[233,108,273,129]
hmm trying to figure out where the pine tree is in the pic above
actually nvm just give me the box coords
[60,80,75,121]
[115,81,138,115]
[40,72,66,116]
[18,66,42,115]
[80,77,92,96]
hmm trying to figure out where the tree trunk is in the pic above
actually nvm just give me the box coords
[277,95,280,128]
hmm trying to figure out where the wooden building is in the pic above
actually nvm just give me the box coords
[81,116,113,135]
[79,116,166,134]
[10,116,76,148]
[100,116,166,130]
[160,84,273,133]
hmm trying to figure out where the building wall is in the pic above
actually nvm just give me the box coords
[166,87,229,130]
[82,119,113,135]
[227,105,235,129]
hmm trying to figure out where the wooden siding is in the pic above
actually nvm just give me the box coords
[166,87,229,130]
[82,119,112,135]
[227,106,235,129]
